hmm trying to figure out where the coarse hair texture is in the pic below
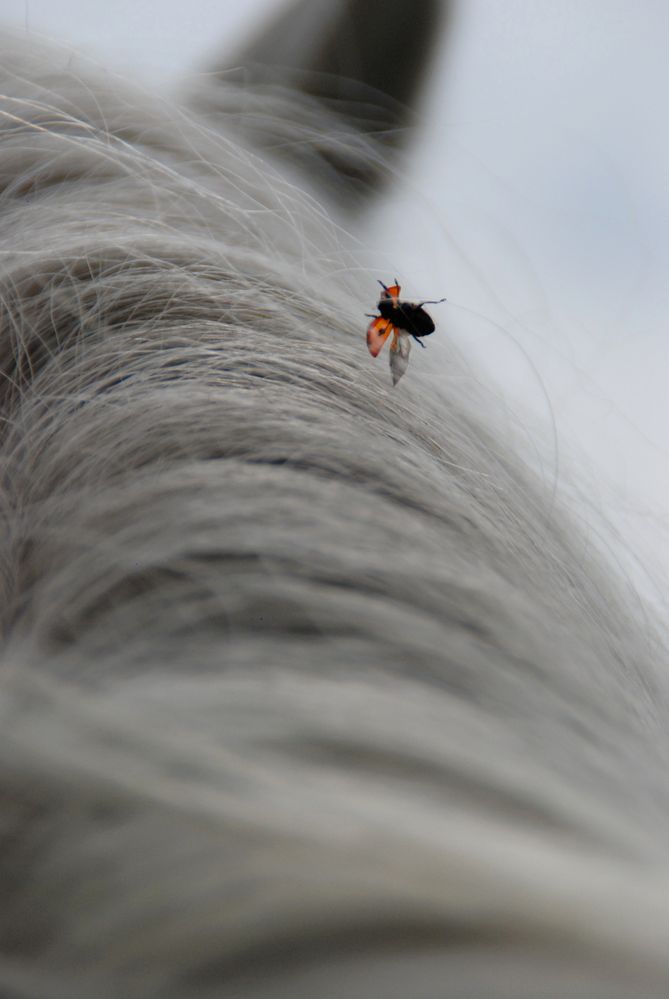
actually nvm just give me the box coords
[2,29,669,999]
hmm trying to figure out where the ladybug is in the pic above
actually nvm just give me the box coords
[366,280,446,358]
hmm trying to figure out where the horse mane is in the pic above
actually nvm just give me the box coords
[1,13,668,998]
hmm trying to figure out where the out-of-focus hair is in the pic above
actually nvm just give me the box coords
[1,6,669,997]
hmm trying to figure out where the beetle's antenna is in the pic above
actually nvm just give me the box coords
[412,336,427,348]
[418,297,447,307]
[377,279,389,291]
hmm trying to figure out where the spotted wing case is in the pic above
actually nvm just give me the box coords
[366,316,393,357]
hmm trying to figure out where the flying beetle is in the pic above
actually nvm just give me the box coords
[366,280,446,384]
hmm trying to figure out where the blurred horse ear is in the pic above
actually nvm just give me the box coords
[193,0,450,208]
[234,0,446,120]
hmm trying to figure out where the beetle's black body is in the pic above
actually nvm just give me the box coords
[378,296,436,339]
[369,279,446,349]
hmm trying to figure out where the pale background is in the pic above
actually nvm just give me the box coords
[3,0,668,605]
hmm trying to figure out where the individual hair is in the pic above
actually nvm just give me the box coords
[1,7,669,997]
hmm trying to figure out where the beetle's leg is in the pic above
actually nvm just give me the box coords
[417,297,447,307]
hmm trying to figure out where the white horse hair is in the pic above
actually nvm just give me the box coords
[1,8,669,997]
